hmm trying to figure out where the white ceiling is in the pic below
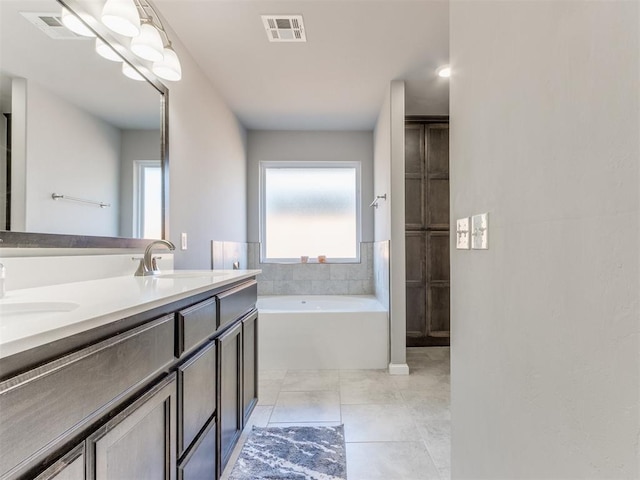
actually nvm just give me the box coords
[154,0,450,130]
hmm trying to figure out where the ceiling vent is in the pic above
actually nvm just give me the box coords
[261,15,306,42]
[20,12,86,40]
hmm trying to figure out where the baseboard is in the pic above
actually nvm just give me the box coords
[388,363,410,375]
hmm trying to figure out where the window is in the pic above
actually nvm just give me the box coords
[260,161,360,262]
[134,160,162,239]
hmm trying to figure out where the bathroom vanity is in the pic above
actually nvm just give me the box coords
[0,270,260,480]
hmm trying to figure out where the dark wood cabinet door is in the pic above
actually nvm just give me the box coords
[242,311,258,426]
[218,322,243,471]
[178,341,216,456]
[177,418,216,480]
[88,373,177,480]
[405,121,450,347]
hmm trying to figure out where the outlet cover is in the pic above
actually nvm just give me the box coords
[471,213,489,249]
[456,217,470,249]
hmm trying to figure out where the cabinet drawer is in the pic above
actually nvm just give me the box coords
[177,297,217,356]
[177,418,217,480]
[217,280,257,330]
[178,342,216,455]
[0,315,174,479]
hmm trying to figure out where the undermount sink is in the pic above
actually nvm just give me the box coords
[0,301,80,318]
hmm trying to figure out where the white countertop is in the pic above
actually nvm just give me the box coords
[0,270,260,359]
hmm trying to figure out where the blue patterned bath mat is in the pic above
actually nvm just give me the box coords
[228,425,347,480]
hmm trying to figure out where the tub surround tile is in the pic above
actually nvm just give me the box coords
[211,241,248,270]
[346,442,441,480]
[310,280,351,295]
[259,264,293,281]
[373,240,390,310]
[274,280,312,295]
[292,264,331,281]
[249,242,375,295]
[270,391,341,423]
[347,280,373,295]
[256,280,274,296]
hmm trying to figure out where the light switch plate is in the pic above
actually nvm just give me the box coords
[456,217,470,249]
[471,213,489,249]
[181,232,188,250]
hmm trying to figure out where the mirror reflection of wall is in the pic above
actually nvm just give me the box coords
[0,0,163,239]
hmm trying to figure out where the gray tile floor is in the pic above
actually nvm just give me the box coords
[221,347,450,480]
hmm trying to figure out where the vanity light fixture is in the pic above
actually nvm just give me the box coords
[62,0,182,81]
[436,64,451,78]
[130,20,164,61]
[102,0,182,81]
[60,6,95,37]
[122,62,146,81]
[152,45,182,81]
[101,0,141,37]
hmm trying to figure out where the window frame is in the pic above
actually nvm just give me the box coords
[259,160,362,264]
[133,160,162,239]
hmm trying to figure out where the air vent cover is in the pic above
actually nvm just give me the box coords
[261,15,306,42]
[20,12,85,40]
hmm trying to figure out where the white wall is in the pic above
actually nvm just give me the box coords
[25,81,120,236]
[246,130,374,243]
[119,130,161,238]
[373,89,392,242]
[373,80,407,374]
[168,35,248,269]
[450,2,640,478]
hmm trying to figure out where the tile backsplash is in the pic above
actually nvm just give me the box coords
[373,240,390,310]
[247,242,374,296]
[211,241,248,270]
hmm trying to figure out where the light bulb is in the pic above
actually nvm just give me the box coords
[436,65,451,78]
[101,0,141,37]
[131,22,164,62]
[61,6,95,37]
[96,37,123,62]
[152,46,182,81]
[122,63,146,81]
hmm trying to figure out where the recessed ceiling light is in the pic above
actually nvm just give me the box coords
[436,65,451,78]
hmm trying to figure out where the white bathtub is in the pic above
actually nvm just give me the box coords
[257,295,389,370]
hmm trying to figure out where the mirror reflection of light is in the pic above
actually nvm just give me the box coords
[61,6,95,37]
[96,37,124,62]
[436,65,451,78]
[122,62,146,81]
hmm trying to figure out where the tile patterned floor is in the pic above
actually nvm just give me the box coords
[221,347,450,480]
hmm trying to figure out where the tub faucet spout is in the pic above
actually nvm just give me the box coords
[135,239,176,276]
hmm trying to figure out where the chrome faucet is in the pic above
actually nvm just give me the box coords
[135,240,176,276]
